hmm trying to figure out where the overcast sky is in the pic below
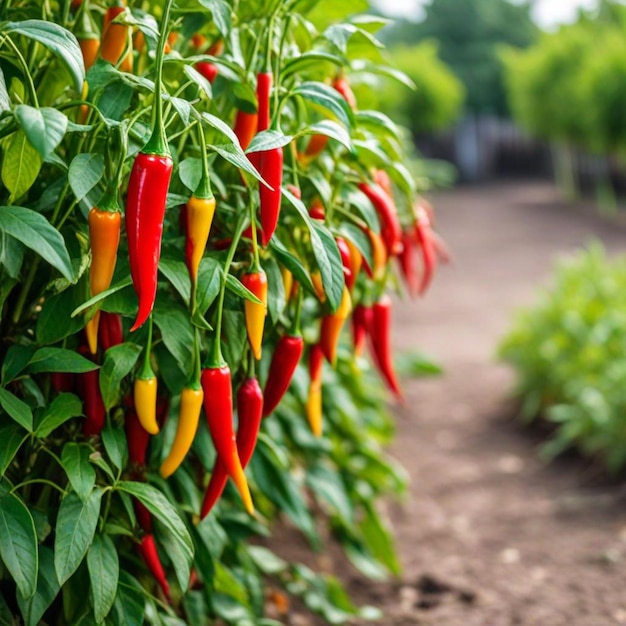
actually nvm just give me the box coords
[370,0,600,28]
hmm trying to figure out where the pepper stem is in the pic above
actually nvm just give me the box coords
[189,329,202,389]
[290,286,303,336]
[210,215,248,366]
[248,193,260,271]
[143,0,175,156]
[195,121,213,200]
[139,315,155,379]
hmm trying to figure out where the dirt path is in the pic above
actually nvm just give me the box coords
[345,182,626,626]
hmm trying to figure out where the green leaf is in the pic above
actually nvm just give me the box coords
[0,206,73,281]
[178,158,202,195]
[268,238,316,295]
[99,343,142,411]
[27,347,98,375]
[36,392,82,438]
[282,51,346,76]
[14,105,68,160]
[36,287,86,345]
[298,119,352,151]
[159,258,191,305]
[210,144,266,186]
[225,274,263,304]
[354,110,401,140]
[116,481,193,569]
[87,534,119,623]
[155,522,190,593]
[202,112,243,147]
[0,388,33,431]
[110,572,145,626]
[3,20,84,91]
[71,276,133,317]
[0,424,27,476]
[101,425,128,473]
[153,305,195,372]
[246,130,293,153]
[61,443,96,503]
[0,493,38,599]
[292,81,354,130]
[68,153,105,204]
[197,257,222,314]
[196,0,231,37]
[1,132,42,202]
[54,489,103,585]
[182,65,213,101]
[0,67,10,114]
[0,589,13,625]
[359,504,400,575]
[16,547,60,626]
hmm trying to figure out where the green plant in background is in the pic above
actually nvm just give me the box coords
[499,243,626,473]
[0,0,448,623]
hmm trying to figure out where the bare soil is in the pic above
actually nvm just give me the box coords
[277,182,626,626]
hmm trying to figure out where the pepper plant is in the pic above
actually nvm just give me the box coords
[0,0,446,623]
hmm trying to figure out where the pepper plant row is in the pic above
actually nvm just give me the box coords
[0,0,446,623]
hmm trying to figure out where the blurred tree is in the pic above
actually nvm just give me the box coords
[382,0,537,116]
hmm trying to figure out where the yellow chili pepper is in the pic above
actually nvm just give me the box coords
[281,266,293,304]
[160,385,203,478]
[134,376,159,435]
[185,194,216,284]
[242,270,268,360]
[311,271,326,302]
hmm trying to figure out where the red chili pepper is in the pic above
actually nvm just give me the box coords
[414,205,437,295]
[126,152,173,331]
[308,198,325,221]
[373,169,393,197]
[201,376,263,518]
[233,109,258,151]
[262,334,304,417]
[359,182,402,257]
[125,407,150,468]
[250,147,283,245]
[201,365,254,514]
[302,133,329,162]
[352,303,371,358]
[369,295,402,399]
[397,230,419,296]
[256,72,272,133]
[99,311,123,351]
[51,372,74,393]
[195,61,218,83]
[138,535,170,602]
[332,75,357,110]
[78,368,106,437]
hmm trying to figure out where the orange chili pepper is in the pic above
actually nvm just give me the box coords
[319,286,352,365]
[306,344,324,436]
[100,5,132,71]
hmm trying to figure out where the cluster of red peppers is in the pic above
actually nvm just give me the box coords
[68,1,449,601]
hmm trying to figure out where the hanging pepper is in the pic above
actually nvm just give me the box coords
[51,372,74,393]
[125,406,150,469]
[249,70,283,245]
[100,5,132,71]
[262,334,304,417]
[77,347,105,436]
[233,109,258,151]
[306,344,324,436]
[332,75,357,110]
[398,229,419,296]
[310,271,326,302]
[370,295,402,398]
[85,191,121,354]
[242,269,268,360]
[202,218,254,514]
[362,229,387,280]
[138,535,170,602]
[185,137,216,289]
[99,312,123,352]
[201,364,254,514]
[201,374,263,518]
[345,238,363,288]
[77,3,100,71]
[352,303,371,358]
[373,168,393,197]
[359,182,403,257]
[335,237,354,290]
[160,337,203,478]
[126,5,174,331]
[308,199,325,221]
[414,204,437,295]
[134,319,159,434]
[195,61,218,83]
[281,267,294,304]
[160,384,203,478]
[319,286,352,365]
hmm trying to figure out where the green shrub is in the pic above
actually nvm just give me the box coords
[499,243,626,472]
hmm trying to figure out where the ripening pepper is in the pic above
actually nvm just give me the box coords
[319,286,352,365]
[234,109,258,151]
[310,271,326,302]
[85,200,121,354]
[335,237,354,290]
[201,376,263,518]
[79,37,100,72]
[306,344,324,436]
[160,383,203,478]
[100,5,132,72]
[262,334,304,417]
[138,535,170,601]
[345,239,363,288]
[362,229,387,280]
[359,182,402,257]
[184,184,216,285]
[202,364,254,514]
[99,311,123,352]
[242,269,268,360]
[370,295,402,398]
[333,75,357,110]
